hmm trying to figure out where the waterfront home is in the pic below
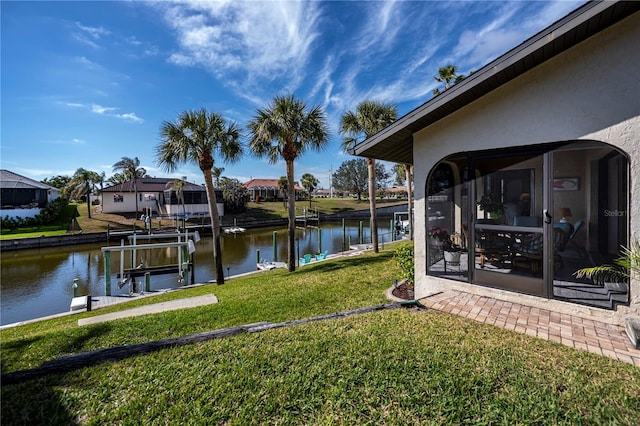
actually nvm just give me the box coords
[351,1,640,328]
[99,177,223,219]
[0,170,59,219]
[244,178,304,202]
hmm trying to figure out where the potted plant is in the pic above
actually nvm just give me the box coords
[394,245,414,299]
[477,192,504,219]
[428,226,449,246]
[429,226,462,262]
[443,241,462,263]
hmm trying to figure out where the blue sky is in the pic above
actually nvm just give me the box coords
[1,0,585,189]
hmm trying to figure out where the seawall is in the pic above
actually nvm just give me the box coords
[1,204,410,251]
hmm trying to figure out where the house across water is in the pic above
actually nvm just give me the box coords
[99,177,223,220]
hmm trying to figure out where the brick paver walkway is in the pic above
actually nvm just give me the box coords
[418,290,640,366]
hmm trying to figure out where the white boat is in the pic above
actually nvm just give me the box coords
[256,261,286,270]
[224,226,246,234]
[257,261,277,270]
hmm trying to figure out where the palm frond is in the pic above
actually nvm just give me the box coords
[573,241,639,284]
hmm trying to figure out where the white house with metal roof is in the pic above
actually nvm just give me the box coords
[352,1,639,326]
[99,177,223,219]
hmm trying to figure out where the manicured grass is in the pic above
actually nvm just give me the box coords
[0,228,68,239]
[226,198,406,223]
[2,243,639,424]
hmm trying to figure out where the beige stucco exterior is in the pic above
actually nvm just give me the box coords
[413,13,639,325]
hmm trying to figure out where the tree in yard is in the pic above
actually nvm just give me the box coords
[219,177,249,213]
[107,172,131,186]
[112,157,147,218]
[65,168,103,219]
[248,94,329,272]
[166,176,187,230]
[432,64,465,96]
[392,163,406,187]
[42,175,71,190]
[212,166,225,187]
[157,108,243,284]
[300,173,319,209]
[332,159,387,201]
[341,100,397,253]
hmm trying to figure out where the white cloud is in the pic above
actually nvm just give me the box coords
[72,22,111,49]
[91,104,118,114]
[116,112,144,123]
[160,1,323,88]
[76,56,102,69]
[61,102,143,123]
[76,22,111,39]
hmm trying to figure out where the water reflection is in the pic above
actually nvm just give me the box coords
[1,220,395,325]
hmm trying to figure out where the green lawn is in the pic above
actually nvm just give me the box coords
[2,243,639,424]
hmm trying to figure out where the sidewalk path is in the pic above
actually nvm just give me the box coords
[418,290,640,366]
[78,294,218,326]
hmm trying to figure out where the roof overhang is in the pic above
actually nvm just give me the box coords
[350,1,640,165]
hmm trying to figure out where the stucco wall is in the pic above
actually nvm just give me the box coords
[412,13,639,324]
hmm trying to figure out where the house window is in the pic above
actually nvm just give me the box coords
[144,193,156,201]
[114,194,124,203]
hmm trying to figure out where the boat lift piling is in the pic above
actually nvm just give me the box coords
[101,231,199,296]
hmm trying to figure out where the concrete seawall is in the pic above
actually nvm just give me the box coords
[1,233,110,251]
[1,204,409,251]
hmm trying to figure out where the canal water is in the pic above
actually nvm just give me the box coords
[1,220,398,325]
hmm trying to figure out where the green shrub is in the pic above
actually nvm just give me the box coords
[1,198,69,230]
[394,244,414,285]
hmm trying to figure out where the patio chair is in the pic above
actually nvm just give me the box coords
[512,233,543,273]
[565,220,584,255]
[299,253,313,265]
[315,250,328,261]
[474,227,510,268]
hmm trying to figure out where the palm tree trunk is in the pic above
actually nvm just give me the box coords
[286,160,296,272]
[367,157,379,253]
[86,183,92,219]
[203,169,225,284]
[405,164,413,240]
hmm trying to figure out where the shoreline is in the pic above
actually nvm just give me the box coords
[0,205,408,252]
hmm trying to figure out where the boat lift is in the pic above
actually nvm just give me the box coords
[101,231,199,296]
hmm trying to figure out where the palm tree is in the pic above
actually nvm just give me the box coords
[166,176,187,230]
[107,172,129,186]
[157,108,242,284]
[341,101,397,253]
[432,65,465,96]
[574,241,640,284]
[112,157,146,218]
[248,94,329,272]
[301,173,319,209]
[212,166,225,187]
[66,168,102,219]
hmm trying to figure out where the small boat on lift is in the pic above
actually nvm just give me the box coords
[224,219,246,234]
[224,226,246,234]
